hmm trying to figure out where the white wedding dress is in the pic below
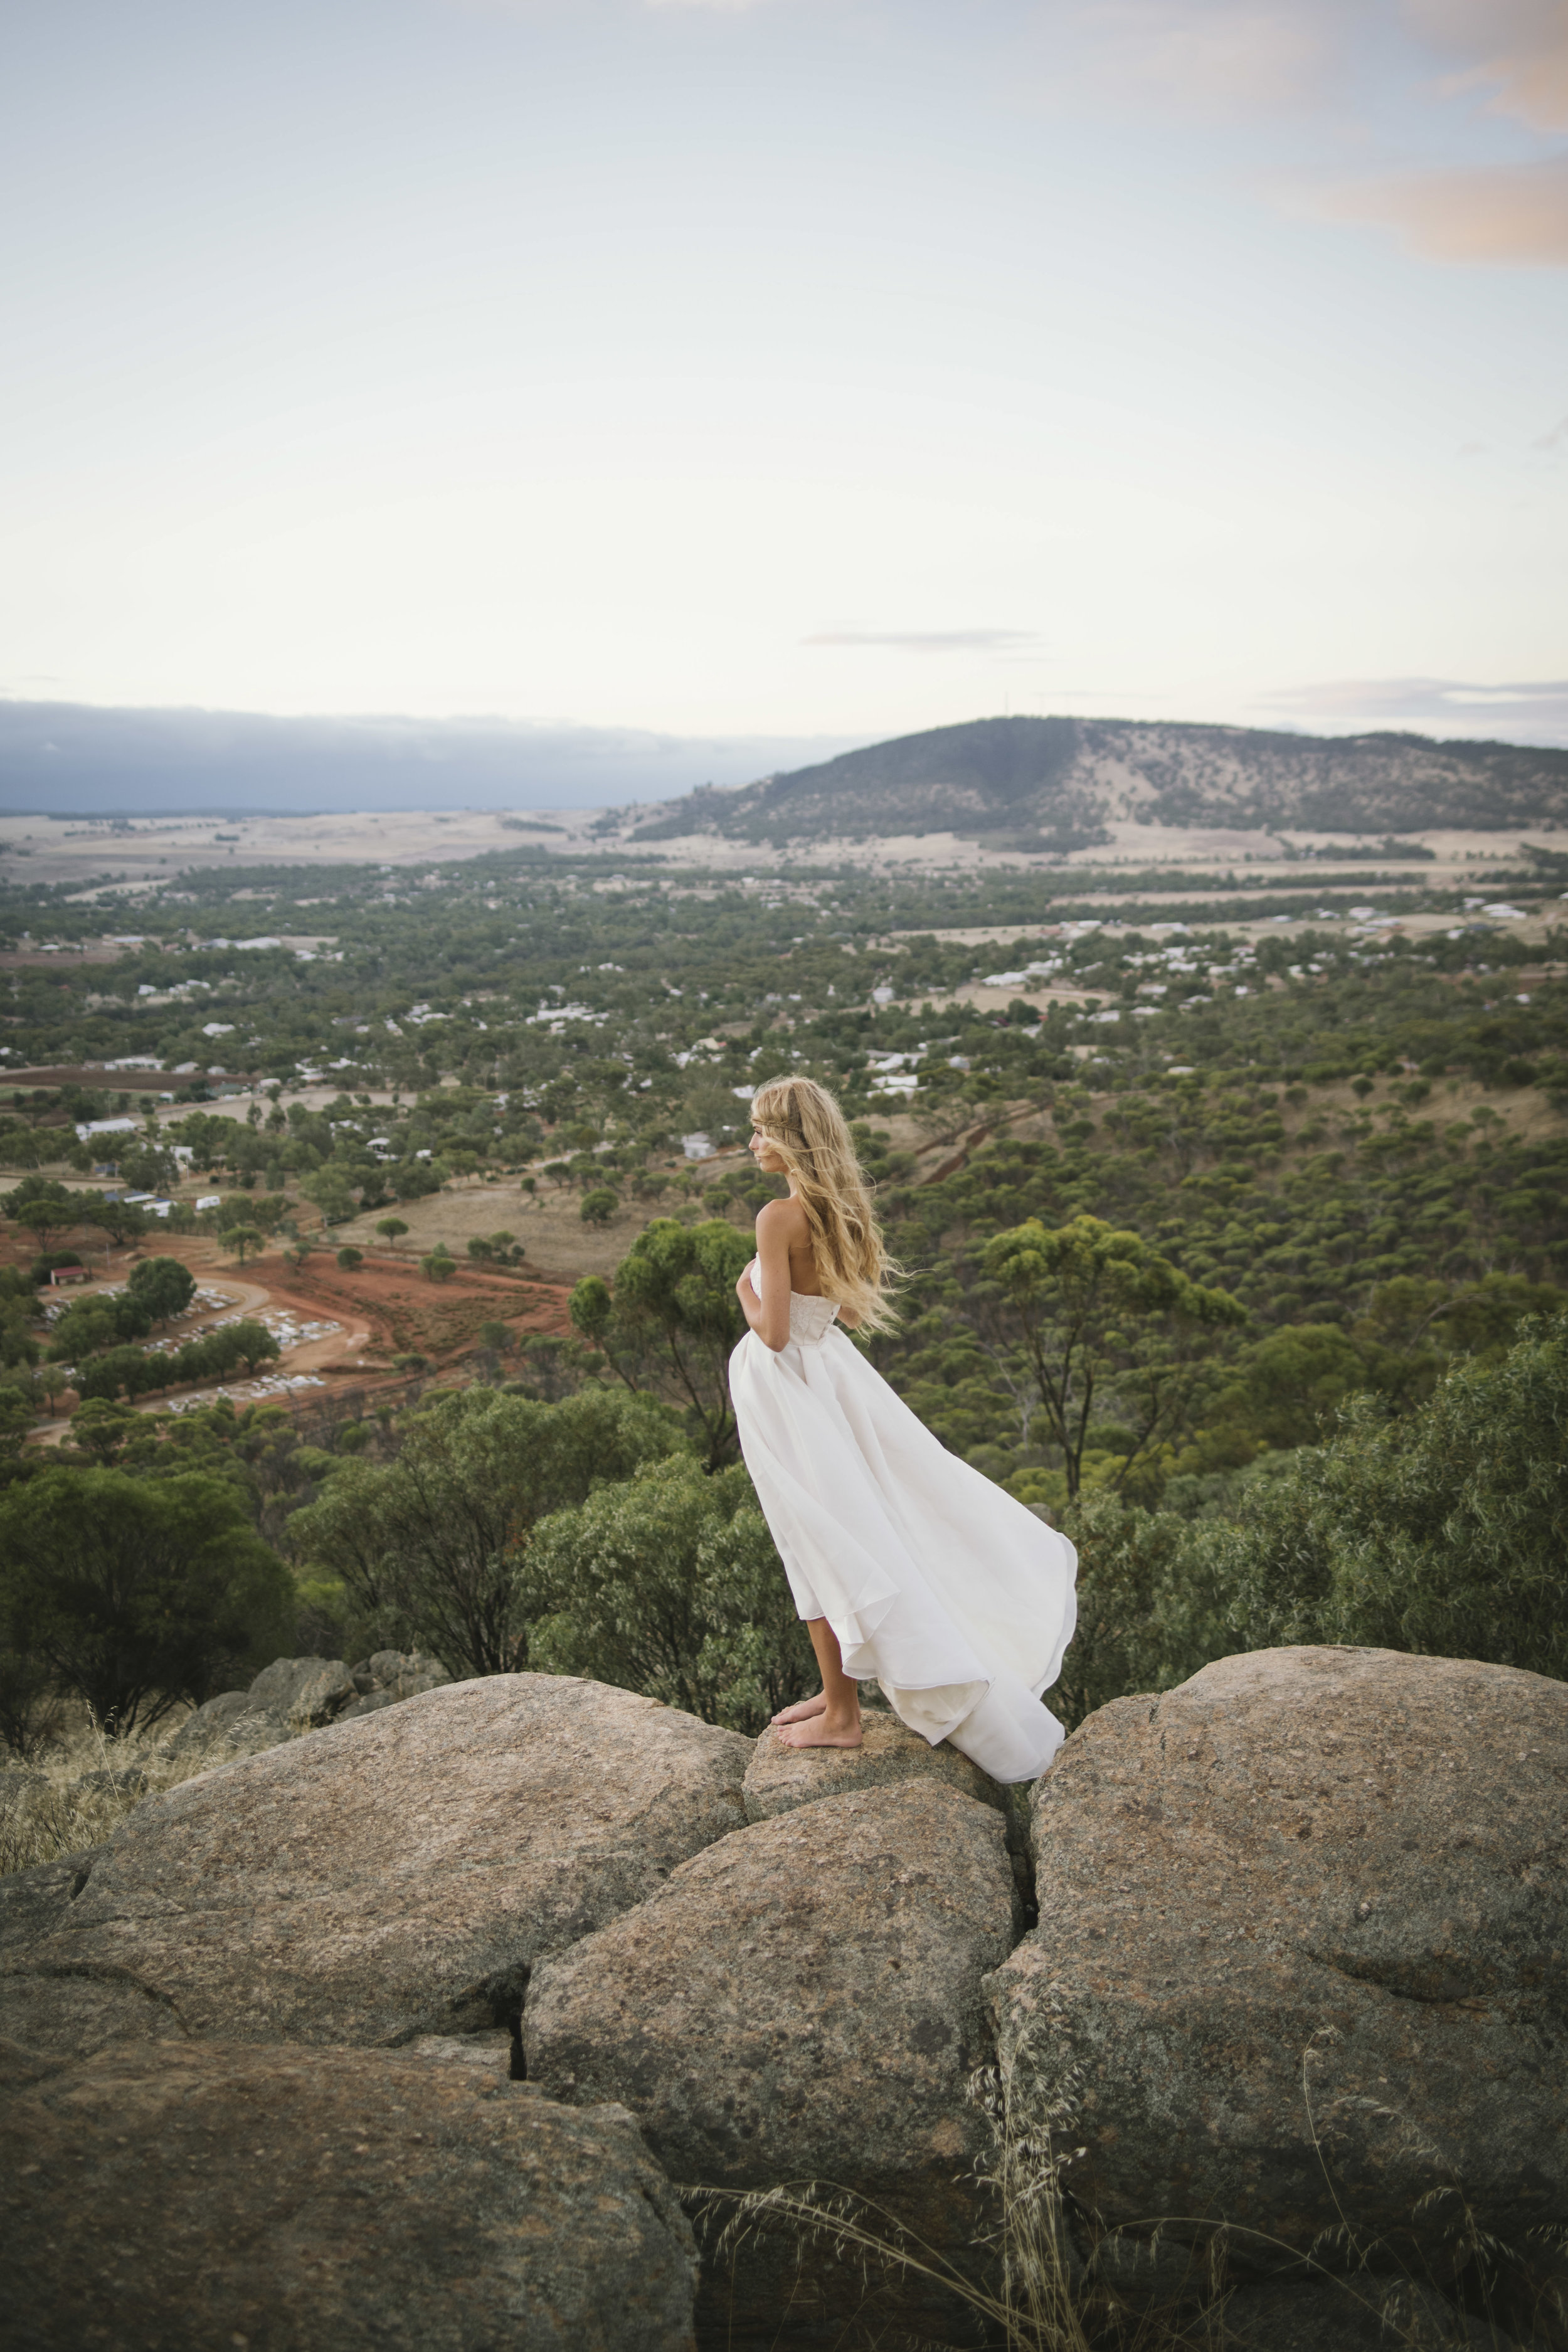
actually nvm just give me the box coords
[730,1269,1078,1784]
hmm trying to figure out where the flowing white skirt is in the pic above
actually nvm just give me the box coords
[730,1293,1078,1784]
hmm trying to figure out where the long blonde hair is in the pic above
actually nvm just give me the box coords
[750,1076,899,1334]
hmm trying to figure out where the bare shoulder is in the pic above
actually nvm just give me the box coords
[756,1195,808,1240]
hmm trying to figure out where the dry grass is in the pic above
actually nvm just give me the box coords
[0,1700,240,1878]
[686,2032,1547,2350]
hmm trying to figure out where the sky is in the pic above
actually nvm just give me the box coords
[1,0,1565,781]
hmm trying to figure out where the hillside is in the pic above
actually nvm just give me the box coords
[630,714,1568,847]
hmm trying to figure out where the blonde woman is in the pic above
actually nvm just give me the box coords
[731,1076,1077,1783]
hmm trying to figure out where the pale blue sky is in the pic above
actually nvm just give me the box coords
[3,0,1565,748]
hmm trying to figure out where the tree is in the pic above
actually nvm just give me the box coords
[336,1246,364,1271]
[0,1468,294,1732]
[978,1214,1247,1498]
[580,1187,620,1226]
[68,1397,151,1463]
[48,1291,153,1364]
[376,1217,409,1247]
[127,1254,197,1325]
[16,1199,79,1254]
[1221,1311,1568,1681]
[422,1250,454,1283]
[74,1344,159,1404]
[569,1217,754,1469]
[221,1226,264,1266]
[288,1385,682,1676]
[523,1454,815,1733]
[86,1194,151,1249]
[225,1319,282,1376]
[299,1167,359,1227]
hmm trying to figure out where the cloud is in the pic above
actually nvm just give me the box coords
[1053,1,1350,119]
[1402,0,1568,134]
[1318,154,1568,262]
[1264,676,1568,740]
[803,628,1043,654]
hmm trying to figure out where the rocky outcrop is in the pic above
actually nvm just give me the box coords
[164,1649,452,1761]
[0,1675,751,2056]
[0,2033,699,2351]
[341,1648,453,1719]
[741,1707,1010,1826]
[4,1648,1563,2348]
[988,1646,1568,2305]
[527,1779,1019,2346]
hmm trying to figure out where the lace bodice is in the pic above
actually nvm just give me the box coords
[785,1290,840,1347]
[745,1261,840,1347]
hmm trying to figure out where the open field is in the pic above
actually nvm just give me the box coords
[3,802,1565,904]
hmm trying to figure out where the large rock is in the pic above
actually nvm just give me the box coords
[0,1674,751,2057]
[988,1647,1568,2292]
[742,1708,1009,1826]
[246,1652,358,1725]
[527,1781,1020,2345]
[353,1647,453,1699]
[0,2034,699,2351]
[164,1685,288,1761]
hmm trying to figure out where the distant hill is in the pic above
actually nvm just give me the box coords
[629,716,1568,848]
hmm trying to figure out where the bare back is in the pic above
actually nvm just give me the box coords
[757,1192,823,1295]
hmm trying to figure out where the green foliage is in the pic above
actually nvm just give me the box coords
[375,1216,409,1243]
[976,1214,1247,1498]
[570,1217,755,1468]
[221,1226,263,1265]
[580,1186,620,1226]
[299,1165,359,1226]
[287,1384,685,1675]
[1220,1313,1568,1676]
[336,1246,364,1271]
[48,1291,153,1364]
[421,1249,454,1283]
[1056,1316,1568,1722]
[524,1454,815,1733]
[127,1255,196,1325]
[0,1468,294,1732]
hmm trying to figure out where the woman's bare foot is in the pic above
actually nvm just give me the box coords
[772,1693,828,1725]
[775,1710,862,1751]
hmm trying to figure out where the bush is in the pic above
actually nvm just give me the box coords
[1054,1315,1568,1721]
[336,1246,364,1271]
[580,1187,620,1226]
[1220,1311,1568,1678]
[0,1468,295,1733]
[523,1454,816,1733]
[287,1385,685,1675]
[421,1251,454,1283]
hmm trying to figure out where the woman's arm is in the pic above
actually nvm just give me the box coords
[734,1200,796,1352]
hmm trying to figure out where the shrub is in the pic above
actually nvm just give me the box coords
[1054,1316,1568,1721]
[336,1246,364,1271]
[287,1385,684,1675]
[523,1454,816,1732]
[0,1468,294,1732]
[580,1187,620,1226]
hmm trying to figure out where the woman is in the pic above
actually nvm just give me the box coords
[730,1075,1078,1784]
